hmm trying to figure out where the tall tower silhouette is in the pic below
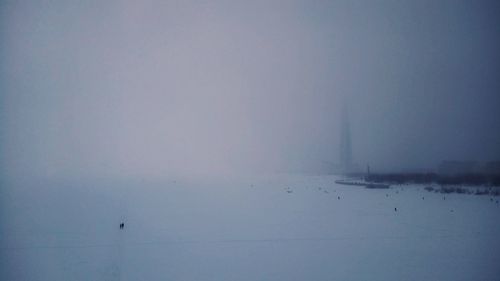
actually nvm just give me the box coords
[339,101,352,172]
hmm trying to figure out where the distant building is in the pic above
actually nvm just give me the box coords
[339,102,352,171]
[338,101,360,174]
[438,161,478,175]
[482,161,500,175]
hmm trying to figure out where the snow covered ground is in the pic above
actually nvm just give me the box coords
[1,174,499,280]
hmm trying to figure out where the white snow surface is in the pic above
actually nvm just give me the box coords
[1,174,500,280]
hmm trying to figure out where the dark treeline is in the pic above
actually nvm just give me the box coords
[364,173,500,186]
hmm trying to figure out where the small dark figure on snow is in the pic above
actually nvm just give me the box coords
[120,222,124,229]
[394,207,397,212]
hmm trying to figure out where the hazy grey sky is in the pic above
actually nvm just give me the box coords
[1,0,500,179]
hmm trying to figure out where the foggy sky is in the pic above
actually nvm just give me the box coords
[1,0,500,179]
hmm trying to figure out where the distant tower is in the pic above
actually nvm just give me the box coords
[339,101,352,173]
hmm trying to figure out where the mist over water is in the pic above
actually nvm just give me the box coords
[1,0,500,181]
[2,3,500,281]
